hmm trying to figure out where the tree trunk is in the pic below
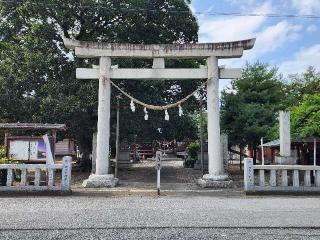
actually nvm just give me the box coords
[79,143,91,171]
[239,146,243,171]
[253,146,257,165]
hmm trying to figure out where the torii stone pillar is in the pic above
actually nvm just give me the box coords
[83,57,118,187]
[63,37,255,188]
[197,57,230,187]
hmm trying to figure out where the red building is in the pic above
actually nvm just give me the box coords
[257,137,320,165]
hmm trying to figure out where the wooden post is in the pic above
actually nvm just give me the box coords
[4,131,9,159]
[52,130,57,161]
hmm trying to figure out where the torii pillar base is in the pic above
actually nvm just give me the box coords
[198,174,233,188]
[82,174,118,188]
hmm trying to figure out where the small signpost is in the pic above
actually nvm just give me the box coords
[155,150,162,195]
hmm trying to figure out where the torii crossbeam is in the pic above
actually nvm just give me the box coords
[63,38,255,188]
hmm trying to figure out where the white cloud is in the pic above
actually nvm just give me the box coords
[198,2,302,60]
[279,44,320,76]
[244,20,302,60]
[198,1,273,42]
[292,0,320,14]
[307,24,318,33]
[224,0,258,11]
[192,0,315,90]
[219,20,303,86]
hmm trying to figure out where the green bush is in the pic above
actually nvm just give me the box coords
[184,141,200,168]
[0,145,8,185]
[0,145,7,162]
[0,145,21,185]
[186,141,200,159]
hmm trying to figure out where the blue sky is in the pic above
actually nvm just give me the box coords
[190,0,320,89]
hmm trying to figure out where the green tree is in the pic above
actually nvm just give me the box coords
[280,67,320,139]
[220,62,284,163]
[290,94,320,138]
[283,66,320,107]
[0,0,199,166]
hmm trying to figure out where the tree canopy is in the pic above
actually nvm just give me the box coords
[286,67,320,138]
[0,0,200,162]
[283,67,320,108]
[290,94,320,138]
[220,62,284,160]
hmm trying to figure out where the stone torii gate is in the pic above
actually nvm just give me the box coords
[63,38,255,188]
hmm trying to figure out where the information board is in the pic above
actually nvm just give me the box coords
[8,139,47,161]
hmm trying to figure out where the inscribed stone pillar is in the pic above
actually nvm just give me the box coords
[279,111,291,157]
[275,111,296,165]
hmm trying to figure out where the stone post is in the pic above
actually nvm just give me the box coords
[82,57,118,187]
[61,156,72,191]
[152,58,165,69]
[91,131,97,174]
[221,134,229,172]
[198,56,231,188]
[280,111,291,157]
[244,158,254,192]
[275,111,295,165]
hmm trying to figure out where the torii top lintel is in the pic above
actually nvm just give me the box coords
[63,38,255,59]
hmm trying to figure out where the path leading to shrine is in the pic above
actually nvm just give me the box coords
[70,160,244,193]
[72,160,205,192]
[118,160,202,190]
[1,195,320,239]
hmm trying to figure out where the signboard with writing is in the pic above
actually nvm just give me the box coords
[8,138,47,161]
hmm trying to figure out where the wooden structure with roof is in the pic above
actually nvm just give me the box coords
[257,137,320,165]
